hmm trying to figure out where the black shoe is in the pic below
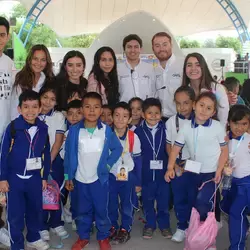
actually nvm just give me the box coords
[109,226,118,240]
[112,229,130,244]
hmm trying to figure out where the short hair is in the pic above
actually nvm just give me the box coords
[196,91,217,112]
[228,104,250,122]
[152,32,172,45]
[82,92,102,105]
[128,97,143,107]
[224,77,240,92]
[113,101,132,117]
[123,34,143,50]
[142,98,162,112]
[174,86,196,102]
[39,83,57,101]
[18,90,41,107]
[102,104,112,111]
[0,17,10,34]
[66,100,82,111]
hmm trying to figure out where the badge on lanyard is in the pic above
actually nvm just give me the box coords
[116,165,128,181]
[26,157,42,171]
[150,160,163,170]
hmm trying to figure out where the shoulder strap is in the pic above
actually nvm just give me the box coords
[128,130,134,153]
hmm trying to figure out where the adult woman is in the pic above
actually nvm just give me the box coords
[11,44,54,119]
[87,46,119,106]
[182,52,229,127]
[56,50,87,111]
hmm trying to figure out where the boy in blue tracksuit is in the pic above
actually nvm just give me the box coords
[0,90,51,250]
[64,92,122,250]
[135,98,171,239]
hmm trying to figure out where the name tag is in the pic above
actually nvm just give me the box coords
[150,160,163,170]
[26,157,42,171]
[116,165,128,181]
[184,160,202,174]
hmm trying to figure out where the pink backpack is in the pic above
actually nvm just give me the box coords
[184,180,218,250]
[43,179,60,210]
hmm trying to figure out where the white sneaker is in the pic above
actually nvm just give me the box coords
[0,228,10,247]
[171,229,186,243]
[51,226,68,239]
[27,239,49,250]
[39,230,50,241]
[72,220,77,231]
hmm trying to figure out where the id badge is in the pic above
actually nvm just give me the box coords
[26,157,42,171]
[150,160,163,170]
[116,165,128,181]
[184,160,202,174]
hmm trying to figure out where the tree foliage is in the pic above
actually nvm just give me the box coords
[11,3,27,18]
[203,39,216,48]
[215,35,242,53]
[180,39,201,48]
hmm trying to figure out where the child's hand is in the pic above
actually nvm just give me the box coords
[0,181,9,193]
[214,170,222,184]
[135,186,141,193]
[65,180,74,191]
[165,169,175,183]
[42,180,47,190]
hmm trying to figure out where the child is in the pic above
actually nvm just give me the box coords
[38,84,68,241]
[64,92,122,250]
[128,97,143,131]
[0,90,50,250]
[101,104,113,126]
[222,105,250,250]
[165,86,195,242]
[135,98,171,239]
[109,102,142,244]
[165,92,228,250]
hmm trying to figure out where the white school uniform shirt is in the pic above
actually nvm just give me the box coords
[154,54,184,118]
[10,71,46,120]
[60,130,68,160]
[229,132,250,179]
[75,123,107,184]
[0,53,15,139]
[110,130,141,177]
[38,110,66,148]
[118,59,156,102]
[166,114,190,160]
[175,118,227,173]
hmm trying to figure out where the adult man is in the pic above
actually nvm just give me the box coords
[152,32,184,120]
[118,34,155,102]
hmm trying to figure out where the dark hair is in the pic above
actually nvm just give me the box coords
[224,77,240,92]
[120,167,125,171]
[128,97,143,107]
[89,46,119,106]
[67,89,83,101]
[241,79,250,106]
[82,92,102,105]
[228,104,250,122]
[174,86,196,101]
[182,53,216,91]
[39,83,58,111]
[152,32,172,45]
[113,102,132,117]
[13,44,54,92]
[0,17,10,34]
[196,92,217,112]
[66,99,82,111]
[19,90,41,107]
[102,104,112,111]
[142,98,162,112]
[123,34,143,50]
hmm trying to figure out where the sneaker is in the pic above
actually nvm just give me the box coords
[142,227,154,239]
[171,229,185,242]
[39,230,50,241]
[51,226,69,239]
[0,228,10,247]
[112,228,130,244]
[98,238,111,250]
[71,238,89,250]
[72,220,77,231]
[109,226,118,240]
[161,228,172,239]
[27,239,49,250]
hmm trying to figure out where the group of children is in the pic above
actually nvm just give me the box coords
[0,81,250,250]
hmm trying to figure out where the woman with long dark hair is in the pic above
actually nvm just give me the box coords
[87,46,119,106]
[56,50,87,111]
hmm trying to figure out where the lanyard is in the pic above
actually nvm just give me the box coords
[143,127,163,160]
[175,115,183,160]
[24,130,39,158]
[230,135,244,157]
[192,125,199,161]
[115,130,129,164]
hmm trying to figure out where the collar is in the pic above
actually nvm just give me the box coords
[229,131,245,141]
[81,118,103,130]
[125,58,141,71]
[43,109,54,117]
[118,128,128,141]
[177,112,194,120]
[191,116,212,128]
[33,72,45,92]
[158,54,176,71]
[142,119,163,130]
[16,115,47,130]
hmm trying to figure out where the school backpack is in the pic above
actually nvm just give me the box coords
[128,130,134,154]
[43,177,60,210]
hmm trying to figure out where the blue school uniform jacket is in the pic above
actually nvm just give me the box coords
[64,119,123,185]
[135,120,168,185]
[0,115,51,180]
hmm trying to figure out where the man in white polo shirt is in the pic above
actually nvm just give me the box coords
[118,34,156,102]
[152,32,184,120]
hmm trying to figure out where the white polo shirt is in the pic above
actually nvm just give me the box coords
[75,124,107,184]
[118,59,156,102]
[39,110,66,147]
[154,54,184,118]
[166,114,190,160]
[110,131,141,176]
[175,118,227,173]
[229,132,250,179]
